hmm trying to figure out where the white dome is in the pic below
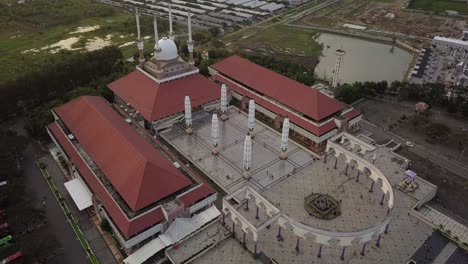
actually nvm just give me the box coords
[155,37,178,61]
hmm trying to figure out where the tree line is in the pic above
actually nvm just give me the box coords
[0,46,131,139]
[198,48,315,85]
[335,81,468,118]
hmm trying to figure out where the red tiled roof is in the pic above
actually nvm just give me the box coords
[54,96,191,211]
[343,108,362,121]
[212,74,337,136]
[47,122,165,238]
[108,71,220,122]
[178,184,214,208]
[210,55,345,121]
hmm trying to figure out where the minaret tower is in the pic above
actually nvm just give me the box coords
[220,84,228,121]
[169,5,175,40]
[332,49,345,88]
[135,8,145,67]
[153,15,161,53]
[243,134,252,179]
[279,117,290,160]
[184,95,193,134]
[212,114,220,155]
[187,11,194,66]
[248,100,255,134]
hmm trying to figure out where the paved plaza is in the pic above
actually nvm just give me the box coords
[161,108,468,264]
[161,107,316,194]
[262,156,388,232]
[191,237,262,264]
[221,151,434,264]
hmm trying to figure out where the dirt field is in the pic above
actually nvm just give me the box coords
[356,98,414,130]
[393,108,468,168]
[397,147,468,224]
[295,0,468,47]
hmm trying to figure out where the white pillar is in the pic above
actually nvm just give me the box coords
[243,134,252,178]
[153,15,160,53]
[169,5,174,40]
[279,118,290,159]
[185,95,192,134]
[220,84,228,120]
[248,100,255,132]
[135,8,145,66]
[212,114,219,155]
[187,11,194,65]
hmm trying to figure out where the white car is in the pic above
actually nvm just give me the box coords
[406,142,414,147]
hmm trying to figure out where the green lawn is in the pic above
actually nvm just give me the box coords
[408,0,468,14]
[234,25,323,57]
[0,0,194,82]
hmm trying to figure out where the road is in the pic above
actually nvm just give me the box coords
[361,120,468,179]
[7,118,88,264]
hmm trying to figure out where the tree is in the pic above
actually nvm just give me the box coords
[447,101,459,113]
[426,122,451,141]
[212,39,225,49]
[208,27,220,37]
[462,102,468,118]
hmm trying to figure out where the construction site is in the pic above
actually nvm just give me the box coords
[295,0,468,48]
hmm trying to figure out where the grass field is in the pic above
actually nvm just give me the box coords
[233,25,323,57]
[408,0,468,14]
[0,0,201,82]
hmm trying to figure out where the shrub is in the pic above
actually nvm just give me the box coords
[100,218,112,233]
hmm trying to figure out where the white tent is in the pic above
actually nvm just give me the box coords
[64,178,93,211]
[123,206,221,264]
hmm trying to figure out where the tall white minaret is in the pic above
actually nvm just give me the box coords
[243,134,252,179]
[187,11,194,65]
[279,117,290,160]
[169,5,175,40]
[248,100,255,133]
[184,95,193,134]
[135,8,145,66]
[332,49,345,88]
[212,114,220,155]
[153,15,161,53]
[220,84,228,121]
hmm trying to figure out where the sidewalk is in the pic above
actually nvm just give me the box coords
[41,152,121,264]
[419,205,468,246]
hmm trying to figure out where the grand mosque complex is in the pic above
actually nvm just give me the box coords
[46,8,468,264]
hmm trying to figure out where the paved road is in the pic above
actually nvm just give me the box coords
[7,118,88,264]
[361,121,468,179]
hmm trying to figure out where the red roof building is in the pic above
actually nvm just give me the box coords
[47,96,216,250]
[108,70,220,122]
[209,55,362,151]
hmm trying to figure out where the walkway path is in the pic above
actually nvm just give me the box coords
[41,154,120,264]
[419,205,468,243]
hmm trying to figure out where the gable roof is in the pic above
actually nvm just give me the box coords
[108,71,220,122]
[210,55,345,121]
[54,96,192,211]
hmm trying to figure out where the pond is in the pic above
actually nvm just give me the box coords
[314,32,414,84]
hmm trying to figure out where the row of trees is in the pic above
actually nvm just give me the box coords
[198,48,315,85]
[0,47,131,139]
[335,81,468,118]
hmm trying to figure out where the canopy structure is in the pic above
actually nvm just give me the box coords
[123,206,221,264]
[64,178,93,211]
[405,170,417,179]
[123,237,167,264]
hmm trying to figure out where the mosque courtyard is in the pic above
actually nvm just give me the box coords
[160,107,455,264]
[161,107,317,194]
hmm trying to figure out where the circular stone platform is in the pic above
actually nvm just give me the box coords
[305,193,341,220]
